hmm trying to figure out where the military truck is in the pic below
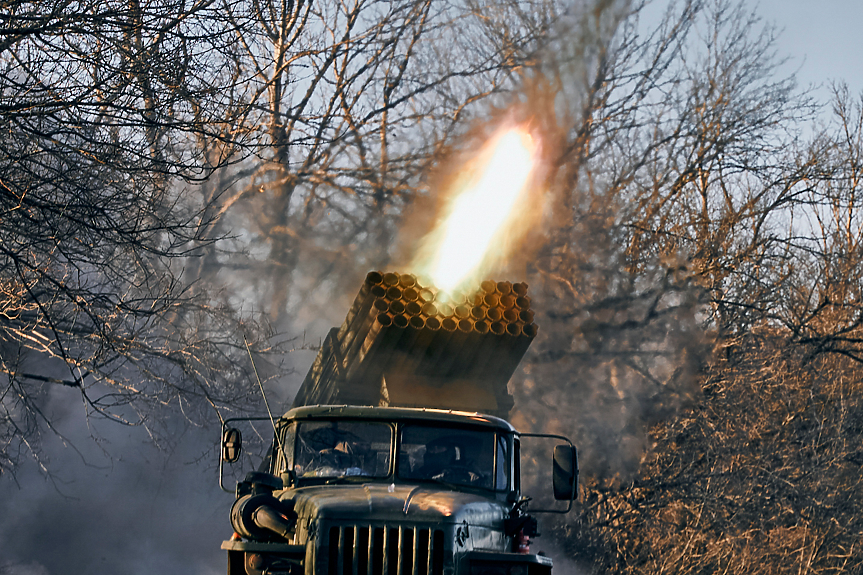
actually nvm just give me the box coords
[219,272,578,575]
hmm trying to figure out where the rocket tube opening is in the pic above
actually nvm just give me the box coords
[481,280,497,293]
[512,282,528,296]
[383,272,400,286]
[371,285,387,298]
[523,323,538,337]
[515,296,531,309]
[393,314,409,328]
[441,317,458,331]
[497,281,512,295]
[366,271,384,285]
[474,319,489,334]
[519,309,534,323]
[437,303,453,317]
[458,318,473,332]
[503,308,519,322]
[483,293,500,307]
[500,294,516,309]
[403,287,419,302]
[405,301,422,316]
[388,300,405,315]
[487,308,502,322]
[470,306,486,320]
[409,315,425,329]
[418,289,435,303]
[454,305,470,319]
[490,321,505,335]
[386,286,402,300]
[373,298,389,312]
[398,274,417,288]
[426,317,441,330]
[506,322,522,336]
[448,291,468,304]
[376,313,393,327]
[421,302,438,317]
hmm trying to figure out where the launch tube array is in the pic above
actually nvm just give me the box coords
[334,271,538,388]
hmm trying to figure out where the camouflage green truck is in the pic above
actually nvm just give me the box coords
[219,272,578,575]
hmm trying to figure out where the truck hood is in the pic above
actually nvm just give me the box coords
[281,483,508,526]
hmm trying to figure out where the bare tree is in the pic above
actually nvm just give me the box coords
[776,85,863,362]
[206,0,550,323]
[501,2,863,573]
[0,0,267,475]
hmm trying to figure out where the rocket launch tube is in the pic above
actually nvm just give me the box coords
[337,273,383,342]
[385,315,426,377]
[386,286,403,301]
[405,301,423,316]
[455,305,471,319]
[483,293,500,307]
[349,312,392,375]
[474,319,490,334]
[294,272,538,410]
[437,319,473,375]
[417,316,456,373]
[341,298,389,368]
[403,287,419,302]
[398,315,439,377]
[489,324,537,383]
[503,308,519,323]
[347,313,399,385]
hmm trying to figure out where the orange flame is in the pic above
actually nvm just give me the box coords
[412,126,538,297]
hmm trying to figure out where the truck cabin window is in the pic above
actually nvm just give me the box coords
[398,425,506,490]
[293,421,392,478]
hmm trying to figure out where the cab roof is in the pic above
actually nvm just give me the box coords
[281,405,516,433]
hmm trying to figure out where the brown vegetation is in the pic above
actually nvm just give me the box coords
[506,1,863,572]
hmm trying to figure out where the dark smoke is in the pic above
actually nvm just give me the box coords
[0,381,233,575]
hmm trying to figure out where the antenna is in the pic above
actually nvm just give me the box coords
[244,335,285,464]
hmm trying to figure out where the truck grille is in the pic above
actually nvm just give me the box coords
[327,526,445,575]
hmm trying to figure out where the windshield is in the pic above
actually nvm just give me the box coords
[293,421,392,478]
[398,424,509,490]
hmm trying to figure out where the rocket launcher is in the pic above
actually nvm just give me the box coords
[291,272,538,418]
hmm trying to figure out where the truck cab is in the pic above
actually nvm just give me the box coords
[221,405,577,575]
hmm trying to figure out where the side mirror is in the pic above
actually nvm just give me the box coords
[222,427,243,463]
[552,444,578,501]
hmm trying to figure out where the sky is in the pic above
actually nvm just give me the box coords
[754,0,863,102]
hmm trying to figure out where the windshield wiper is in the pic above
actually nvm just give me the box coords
[409,476,466,492]
[325,475,374,485]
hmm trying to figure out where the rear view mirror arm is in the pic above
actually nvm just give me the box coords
[517,432,578,514]
[219,417,274,494]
